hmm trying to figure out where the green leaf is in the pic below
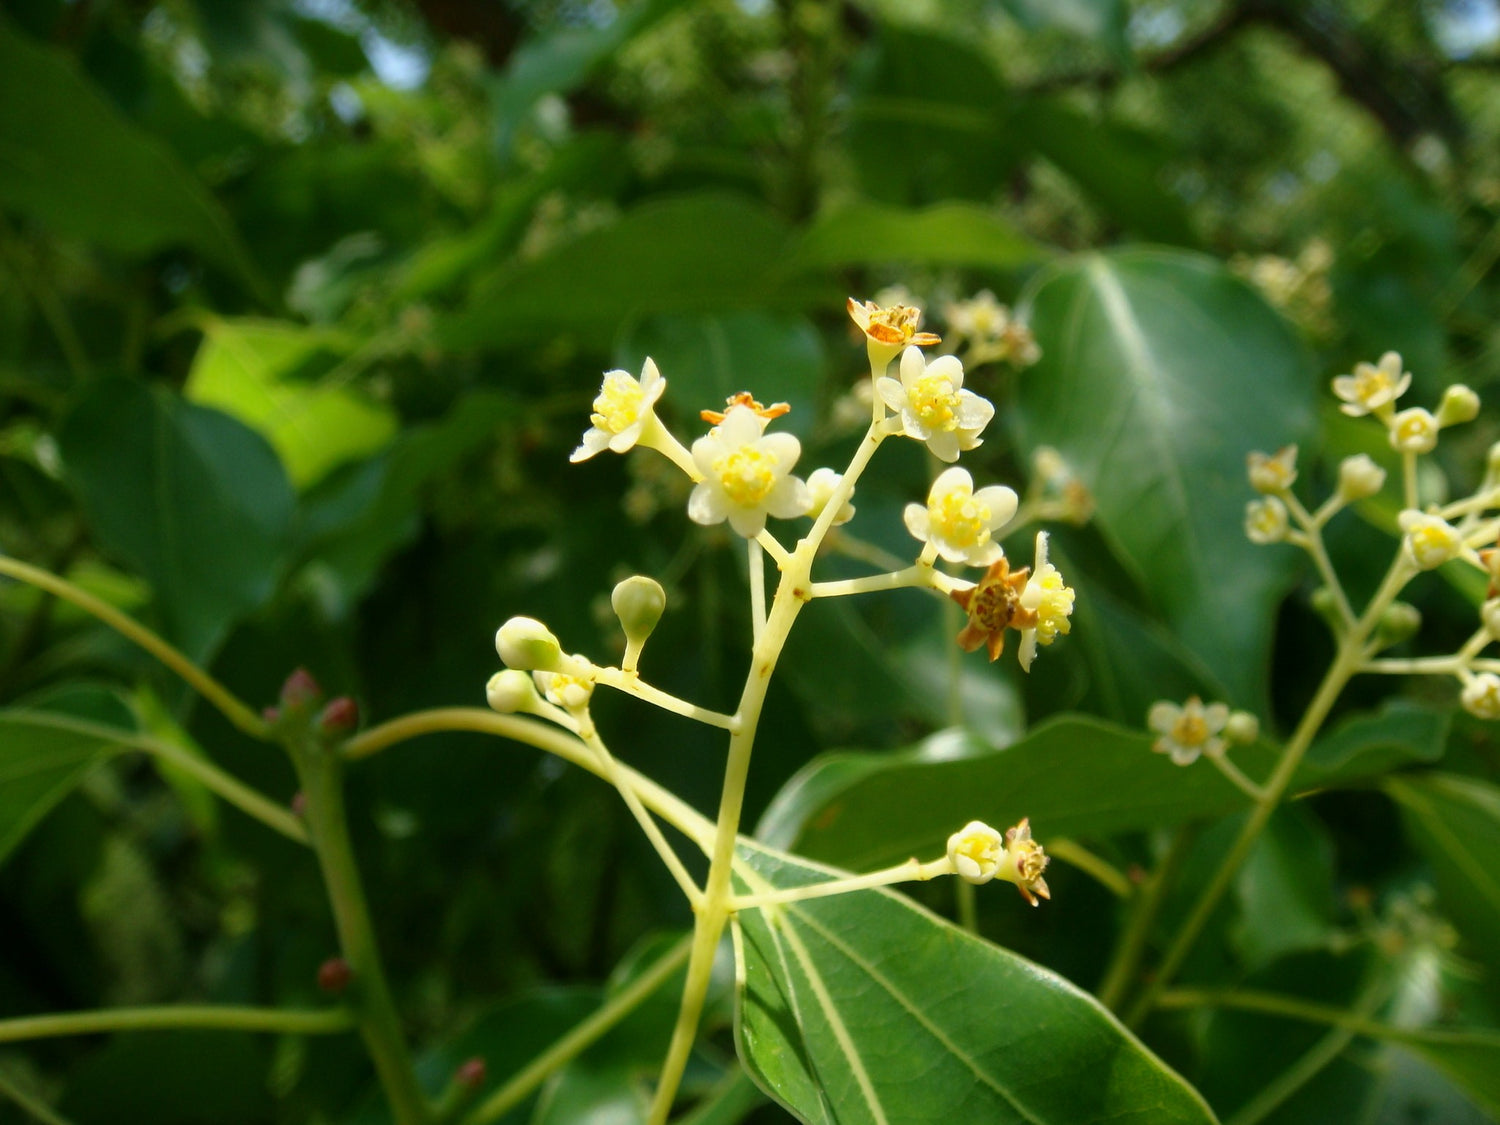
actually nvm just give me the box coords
[757,701,1445,873]
[442,195,824,349]
[0,19,262,292]
[1385,773,1500,963]
[791,202,1040,271]
[1232,806,1336,969]
[1015,250,1317,705]
[732,840,1217,1124]
[0,686,131,866]
[1001,0,1129,58]
[184,318,398,490]
[60,379,295,662]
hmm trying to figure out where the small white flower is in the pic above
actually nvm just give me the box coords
[905,467,1018,567]
[1247,446,1298,494]
[1148,697,1230,765]
[1245,497,1290,544]
[1389,407,1438,454]
[1332,352,1411,417]
[1337,454,1386,501]
[1017,532,1075,672]
[571,358,667,462]
[947,820,1005,884]
[943,290,1009,341]
[687,406,811,538]
[805,467,855,526]
[534,661,595,710]
[878,346,994,463]
[1398,510,1462,570]
[1461,674,1500,721]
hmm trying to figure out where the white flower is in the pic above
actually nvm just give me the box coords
[1462,674,1500,720]
[1148,697,1230,765]
[687,405,811,538]
[534,661,595,710]
[1017,532,1075,672]
[877,346,994,463]
[805,467,855,526]
[1247,446,1297,494]
[571,359,667,462]
[1332,352,1410,417]
[1245,497,1289,544]
[1399,510,1462,570]
[943,290,1009,341]
[1389,408,1438,454]
[1337,454,1386,501]
[905,467,1018,567]
[947,820,1004,884]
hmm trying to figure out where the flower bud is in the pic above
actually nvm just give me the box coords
[1436,384,1480,428]
[611,576,666,646]
[486,670,539,714]
[319,696,359,736]
[1337,454,1386,501]
[1225,711,1260,744]
[495,617,563,671]
[1482,598,1500,642]
[534,664,595,710]
[1376,601,1423,646]
[1461,673,1500,721]
[1310,586,1343,634]
[317,957,353,994]
[1246,446,1297,494]
[1398,511,1461,570]
[947,820,1004,884]
[805,468,856,526]
[1389,408,1439,454]
[280,668,323,711]
[1245,497,1289,544]
[456,1057,487,1090]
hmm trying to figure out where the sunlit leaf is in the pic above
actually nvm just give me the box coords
[791,202,1039,271]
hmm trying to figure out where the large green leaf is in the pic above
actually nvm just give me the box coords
[0,18,261,291]
[1015,250,1317,705]
[731,841,1216,1124]
[1385,773,1500,963]
[184,318,398,490]
[0,686,132,866]
[59,379,295,662]
[790,202,1039,271]
[757,701,1447,873]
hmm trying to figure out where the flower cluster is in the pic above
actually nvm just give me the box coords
[941,290,1041,368]
[946,818,1051,905]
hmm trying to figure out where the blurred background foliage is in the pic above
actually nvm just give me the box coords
[6,0,1500,1121]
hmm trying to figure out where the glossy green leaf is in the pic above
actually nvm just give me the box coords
[60,379,295,662]
[758,701,1447,873]
[0,686,131,866]
[0,19,261,291]
[184,318,397,489]
[791,202,1039,271]
[1232,806,1336,969]
[1015,250,1317,705]
[732,840,1216,1124]
[1385,773,1500,962]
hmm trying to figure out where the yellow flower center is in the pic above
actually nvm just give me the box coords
[592,373,645,434]
[1034,573,1075,643]
[952,830,1001,876]
[1397,415,1432,443]
[910,374,960,431]
[1010,839,1048,883]
[713,445,780,507]
[931,489,991,550]
[1353,369,1394,404]
[1411,525,1456,563]
[1172,712,1210,747]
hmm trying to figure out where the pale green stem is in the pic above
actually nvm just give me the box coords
[748,539,766,645]
[1097,828,1196,1012]
[1284,493,1355,627]
[1125,555,1414,1027]
[1310,492,1346,527]
[730,857,953,910]
[1403,450,1418,510]
[756,530,792,570]
[810,563,962,598]
[1360,656,1463,675]
[341,709,716,849]
[460,936,692,1125]
[0,555,270,741]
[1440,488,1500,522]
[0,1068,73,1125]
[576,723,703,906]
[593,668,739,731]
[648,424,886,1125]
[640,418,701,482]
[290,737,430,1125]
[3,712,307,844]
[954,879,979,933]
[0,1005,353,1042]
[1047,838,1133,898]
[1207,752,1268,802]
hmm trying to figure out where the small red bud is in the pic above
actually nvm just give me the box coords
[1127,864,1146,886]
[455,1057,486,1090]
[317,957,353,993]
[319,696,359,735]
[262,706,281,723]
[280,668,323,710]
[291,792,307,818]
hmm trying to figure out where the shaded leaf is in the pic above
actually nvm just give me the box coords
[790,202,1039,271]
[732,840,1216,1124]
[1015,250,1317,705]
[60,379,294,662]
[1002,0,1129,57]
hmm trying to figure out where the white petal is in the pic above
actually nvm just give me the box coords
[1202,702,1230,731]
[570,427,612,463]
[876,376,907,412]
[903,503,930,541]
[901,409,932,441]
[955,390,994,430]
[1033,531,1051,571]
[1170,744,1199,766]
[900,345,926,390]
[608,421,644,452]
[719,405,762,446]
[727,506,768,538]
[758,432,802,471]
[929,466,973,500]
[639,356,662,390]
[1017,628,1037,672]
[926,430,961,463]
[926,354,965,390]
[765,475,812,518]
[687,482,728,526]
[974,485,1019,529]
[965,542,1003,568]
[691,432,720,477]
[1147,701,1181,734]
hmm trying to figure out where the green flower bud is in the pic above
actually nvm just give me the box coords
[1225,711,1260,744]
[612,576,665,672]
[1309,586,1342,633]
[495,617,563,671]
[1376,601,1422,647]
[1436,384,1480,428]
[486,670,539,714]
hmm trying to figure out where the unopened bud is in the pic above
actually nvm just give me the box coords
[317,957,353,994]
[1483,598,1500,641]
[280,668,323,711]
[1376,601,1423,646]
[1310,586,1342,633]
[495,617,563,671]
[1389,408,1438,454]
[486,670,538,714]
[1246,446,1297,494]
[456,1057,487,1090]
[1337,454,1386,501]
[1245,497,1289,544]
[611,576,666,645]
[319,696,359,736]
[1437,384,1480,428]
[1461,673,1500,721]
[1225,711,1260,744]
